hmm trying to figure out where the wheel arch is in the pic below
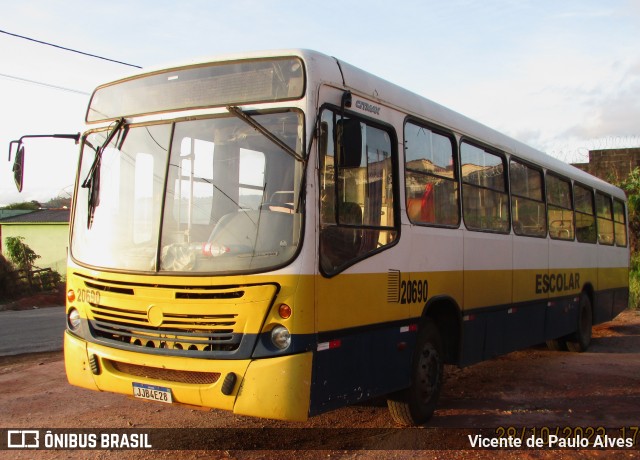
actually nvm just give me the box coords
[421,296,462,365]
[582,281,595,315]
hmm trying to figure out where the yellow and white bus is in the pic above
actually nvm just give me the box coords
[32,49,629,425]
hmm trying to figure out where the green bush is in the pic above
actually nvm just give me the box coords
[629,275,640,310]
[2,238,62,297]
[5,236,40,271]
[629,254,640,310]
[615,170,640,310]
[0,254,19,300]
[34,269,62,291]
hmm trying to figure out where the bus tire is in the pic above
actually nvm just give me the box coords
[387,319,443,426]
[566,294,592,352]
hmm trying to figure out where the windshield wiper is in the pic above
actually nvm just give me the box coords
[226,106,304,163]
[81,117,128,228]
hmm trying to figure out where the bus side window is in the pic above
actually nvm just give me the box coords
[509,159,546,237]
[404,121,459,227]
[596,192,614,245]
[319,109,397,274]
[596,192,614,246]
[613,199,627,247]
[574,184,597,243]
[460,142,509,233]
[546,174,574,240]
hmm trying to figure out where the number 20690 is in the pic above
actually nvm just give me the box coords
[400,279,429,304]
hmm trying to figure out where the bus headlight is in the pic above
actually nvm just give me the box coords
[67,308,81,331]
[271,325,291,350]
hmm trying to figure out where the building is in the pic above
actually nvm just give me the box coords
[0,209,32,220]
[0,209,70,274]
[572,147,640,183]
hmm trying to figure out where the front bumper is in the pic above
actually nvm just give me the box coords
[64,331,313,421]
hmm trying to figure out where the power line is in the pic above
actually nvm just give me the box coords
[0,72,90,95]
[0,29,142,69]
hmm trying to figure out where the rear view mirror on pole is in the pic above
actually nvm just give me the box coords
[12,144,24,192]
[7,133,80,192]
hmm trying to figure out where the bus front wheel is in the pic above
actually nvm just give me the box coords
[387,319,443,426]
[566,294,592,352]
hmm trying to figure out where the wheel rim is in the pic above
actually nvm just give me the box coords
[417,343,440,403]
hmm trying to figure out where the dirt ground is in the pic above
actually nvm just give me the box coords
[0,304,639,460]
[0,286,65,312]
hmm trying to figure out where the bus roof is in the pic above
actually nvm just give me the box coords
[98,48,626,200]
[328,53,625,200]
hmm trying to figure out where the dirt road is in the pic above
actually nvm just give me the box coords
[1,310,639,459]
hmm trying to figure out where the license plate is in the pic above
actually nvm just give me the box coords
[132,382,173,403]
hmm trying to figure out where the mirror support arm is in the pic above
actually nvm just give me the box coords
[8,133,80,161]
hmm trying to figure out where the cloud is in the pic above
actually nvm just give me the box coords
[561,59,640,140]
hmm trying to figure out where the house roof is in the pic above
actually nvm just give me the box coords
[0,210,32,220]
[0,209,70,224]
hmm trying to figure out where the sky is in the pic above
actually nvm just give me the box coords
[1,0,639,206]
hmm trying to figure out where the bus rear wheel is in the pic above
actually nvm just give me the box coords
[566,294,592,352]
[387,320,443,426]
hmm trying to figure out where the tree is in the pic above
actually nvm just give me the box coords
[4,236,40,271]
[2,194,71,210]
[618,167,640,252]
[43,195,71,209]
[1,200,41,210]
[0,254,19,299]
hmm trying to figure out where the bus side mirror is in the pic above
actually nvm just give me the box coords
[12,144,25,193]
[7,132,80,193]
[337,118,362,168]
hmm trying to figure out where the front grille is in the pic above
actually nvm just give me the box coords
[74,273,278,357]
[109,360,221,384]
[89,304,241,352]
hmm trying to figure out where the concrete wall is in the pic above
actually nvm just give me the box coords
[0,223,69,274]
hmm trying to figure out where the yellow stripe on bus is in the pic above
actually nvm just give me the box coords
[316,267,628,331]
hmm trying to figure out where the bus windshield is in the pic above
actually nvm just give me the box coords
[71,110,304,273]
